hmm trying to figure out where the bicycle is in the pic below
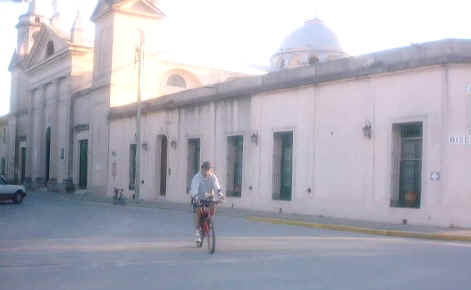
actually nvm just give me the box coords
[195,195,222,254]
[113,188,126,205]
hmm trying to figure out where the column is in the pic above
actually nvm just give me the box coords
[25,89,35,183]
[7,116,17,182]
[31,87,40,181]
[33,84,47,185]
[49,78,61,182]
[65,78,74,188]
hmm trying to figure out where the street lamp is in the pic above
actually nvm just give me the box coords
[135,29,145,200]
[362,121,372,139]
[250,133,258,145]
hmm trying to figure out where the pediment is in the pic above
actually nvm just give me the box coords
[91,0,165,21]
[24,24,71,70]
[121,0,165,16]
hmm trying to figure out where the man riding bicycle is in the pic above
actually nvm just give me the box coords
[190,161,224,243]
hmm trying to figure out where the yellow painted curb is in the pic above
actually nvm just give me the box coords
[246,216,471,242]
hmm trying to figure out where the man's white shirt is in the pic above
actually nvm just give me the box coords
[190,172,222,198]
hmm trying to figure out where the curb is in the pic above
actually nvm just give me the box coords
[246,216,471,242]
[40,192,471,243]
[57,194,191,212]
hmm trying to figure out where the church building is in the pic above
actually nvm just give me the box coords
[6,0,241,194]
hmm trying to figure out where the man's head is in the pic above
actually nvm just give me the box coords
[201,161,212,177]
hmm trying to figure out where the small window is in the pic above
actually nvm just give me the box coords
[46,41,55,57]
[167,74,187,88]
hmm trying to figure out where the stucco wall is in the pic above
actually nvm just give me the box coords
[108,64,471,227]
[72,86,109,194]
[444,65,471,226]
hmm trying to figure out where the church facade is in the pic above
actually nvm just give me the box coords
[3,0,471,227]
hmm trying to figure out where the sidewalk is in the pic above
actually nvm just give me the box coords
[41,191,471,242]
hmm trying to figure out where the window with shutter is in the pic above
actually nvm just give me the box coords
[391,122,422,208]
[187,139,200,193]
[227,136,243,197]
[273,132,293,201]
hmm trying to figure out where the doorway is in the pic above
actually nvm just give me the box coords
[273,132,293,201]
[129,144,137,190]
[79,139,88,189]
[45,127,51,183]
[159,135,168,196]
[20,147,26,184]
[397,123,422,208]
[227,135,243,197]
[187,138,200,192]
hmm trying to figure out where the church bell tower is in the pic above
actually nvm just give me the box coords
[90,0,166,106]
[15,0,44,59]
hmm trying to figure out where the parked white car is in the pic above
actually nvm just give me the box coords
[0,175,26,204]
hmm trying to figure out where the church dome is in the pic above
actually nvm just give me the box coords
[280,18,343,54]
[271,18,346,71]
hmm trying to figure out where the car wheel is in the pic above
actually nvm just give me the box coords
[14,192,24,204]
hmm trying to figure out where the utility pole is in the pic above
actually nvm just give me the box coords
[135,30,145,200]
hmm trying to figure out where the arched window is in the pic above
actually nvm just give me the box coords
[167,74,187,88]
[46,41,55,57]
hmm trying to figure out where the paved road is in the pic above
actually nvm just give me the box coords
[1,193,471,290]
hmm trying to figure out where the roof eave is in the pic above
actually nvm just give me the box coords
[106,39,471,120]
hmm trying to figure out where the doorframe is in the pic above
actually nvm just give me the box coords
[74,129,89,189]
[271,127,296,202]
[78,139,88,189]
[20,146,26,184]
[156,134,168,197]
[226,134,245,198]
[279,132,293,200]
[45,127,51,183]
[186,137,201,193]
[388,115,428,209]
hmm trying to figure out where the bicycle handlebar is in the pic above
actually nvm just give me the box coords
[194,195,223,206]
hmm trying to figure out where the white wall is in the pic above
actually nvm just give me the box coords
[108,64,471,227]
[72,86,109,194]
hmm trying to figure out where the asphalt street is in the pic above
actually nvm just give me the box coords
[1,193,471,290]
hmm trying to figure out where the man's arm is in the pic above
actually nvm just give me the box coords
[211,174,223,197]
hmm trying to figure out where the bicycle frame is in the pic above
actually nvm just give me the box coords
[198,202,215,233]
[196,199,218,254]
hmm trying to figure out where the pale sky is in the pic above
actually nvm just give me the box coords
[1,0,471,116]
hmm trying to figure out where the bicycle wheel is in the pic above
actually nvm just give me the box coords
[207,220,215,254]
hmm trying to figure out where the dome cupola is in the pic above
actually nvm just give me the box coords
[271,18,346,71]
